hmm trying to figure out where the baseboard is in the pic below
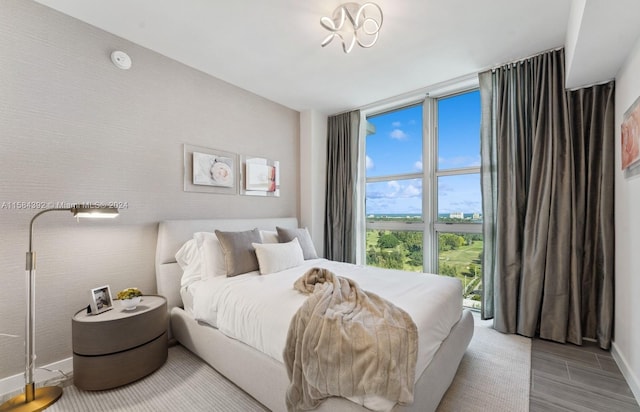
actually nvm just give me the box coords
[611,342,640,404]
[0,357,73,399]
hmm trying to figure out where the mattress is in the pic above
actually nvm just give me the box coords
[189,258,463,381]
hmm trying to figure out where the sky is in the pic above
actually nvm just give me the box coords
[365,90,481,216]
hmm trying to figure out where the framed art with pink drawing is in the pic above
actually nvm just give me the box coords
[183,144,237,195]
[622,96,640,170]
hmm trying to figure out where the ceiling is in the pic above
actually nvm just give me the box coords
[32,0,640,114]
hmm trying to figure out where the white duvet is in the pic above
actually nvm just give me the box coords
[191,259,463,383]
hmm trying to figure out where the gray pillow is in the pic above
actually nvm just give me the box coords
[276,227,318,260]
[215,228,261,277]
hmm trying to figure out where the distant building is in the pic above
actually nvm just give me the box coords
[449,212,464,219]
[472,213,482,220]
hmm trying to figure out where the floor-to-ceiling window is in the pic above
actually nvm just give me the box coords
[363,89,482,309]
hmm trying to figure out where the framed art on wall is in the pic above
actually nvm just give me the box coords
[240,156,280,197]
[622,95,640,170]
[184,144,237,194]
[192,152,234,187]
[89,285,113,315]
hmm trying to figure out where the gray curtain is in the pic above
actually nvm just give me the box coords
[480,48,615,349]
[324,110,360,263]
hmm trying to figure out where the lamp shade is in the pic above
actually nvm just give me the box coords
[71,206,119,219]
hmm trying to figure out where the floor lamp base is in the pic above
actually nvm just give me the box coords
[0,386,62,412]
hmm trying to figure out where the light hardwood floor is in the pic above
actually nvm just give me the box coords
[530,338,640,411]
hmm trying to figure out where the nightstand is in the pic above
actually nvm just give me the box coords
[72,295,168,390]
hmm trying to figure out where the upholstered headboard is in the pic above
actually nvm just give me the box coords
[155,217,299,310]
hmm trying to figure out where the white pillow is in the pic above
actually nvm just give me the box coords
[193,232,227,279]
[260,230,279,244]
[175,239,202,288]
[252,238,304,275]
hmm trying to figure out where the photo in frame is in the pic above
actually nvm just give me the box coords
[192,152,234,187]
[184,144,237,195]
[622,95,640,170]
[240,156,280,197]
[89,285,113,315]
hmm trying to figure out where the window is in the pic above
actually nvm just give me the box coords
[362,90,482,309]
[365,104,424,272]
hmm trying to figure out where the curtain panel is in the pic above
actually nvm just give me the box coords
[480,48,614,349]
[324,110,361,263]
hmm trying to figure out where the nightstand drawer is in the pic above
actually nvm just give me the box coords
[72,295,168,390]
[72,296,167,355]
[73,331,168,390]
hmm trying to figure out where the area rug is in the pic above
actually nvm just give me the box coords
[46,316,530,411]
[436,316,531,412]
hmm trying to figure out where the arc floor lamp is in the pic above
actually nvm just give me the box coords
[0,205,118,412]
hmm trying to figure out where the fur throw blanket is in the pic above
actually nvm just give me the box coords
[283,267,418,411]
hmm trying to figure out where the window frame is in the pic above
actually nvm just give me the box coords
[431,90,483,272]
[363,101,428,268]
[360,84,481,275]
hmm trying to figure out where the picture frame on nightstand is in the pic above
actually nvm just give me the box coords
[89,285,113,315]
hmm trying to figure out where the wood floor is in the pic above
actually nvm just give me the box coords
[530,338,640,411]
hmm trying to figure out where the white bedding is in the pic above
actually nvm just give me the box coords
[191,258,463,382]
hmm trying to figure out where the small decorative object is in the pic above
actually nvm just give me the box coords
[183,144,237,195]
[90,285,114,315]
[320,2,383,54]
[117,287,143,310]
[241,156,280,197]
[622,95,640,170]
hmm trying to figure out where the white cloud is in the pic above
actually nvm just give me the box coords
[414,160,423,171]
[387,181,401,191]
[390,129,407,140]
[365,155,374,170]
[403,184,421,197]
[391,121,401,127]
[439,155,481,167]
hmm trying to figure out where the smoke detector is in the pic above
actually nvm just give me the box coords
[110,51,132,70]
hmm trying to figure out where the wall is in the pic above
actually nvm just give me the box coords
[0,0,299,383]
[613,36,640,400]
[299,110,327,256]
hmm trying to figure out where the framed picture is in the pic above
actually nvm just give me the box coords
[90,285,113,315]
[622,95,640,170]
[192,152,234,187]
[240,156,280,197]
[183,144,237,195]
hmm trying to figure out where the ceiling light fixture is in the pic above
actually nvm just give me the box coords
[320,2,383,54]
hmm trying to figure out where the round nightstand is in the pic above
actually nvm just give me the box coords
[72,295,168,391]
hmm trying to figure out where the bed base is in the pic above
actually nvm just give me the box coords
[171,307,474,412]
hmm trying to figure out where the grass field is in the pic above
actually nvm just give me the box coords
[365,230,483,300]
[439,239,483,273]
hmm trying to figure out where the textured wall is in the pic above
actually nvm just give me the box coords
[0,0,299,379]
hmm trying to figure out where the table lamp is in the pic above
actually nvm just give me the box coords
[0,205,119,412]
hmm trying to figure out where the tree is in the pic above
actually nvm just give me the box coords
[439,263,458,277]
[385,250,404,269]
[367,248,381,266]
[439,233,465,251]
[378,232,400,249]
[404,232,422,252]
[408,250,423,267]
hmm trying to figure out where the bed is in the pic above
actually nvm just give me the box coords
[155,217,474,412]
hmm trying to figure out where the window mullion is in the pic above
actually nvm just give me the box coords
[423,97,437,273]
[366,172,423,184]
